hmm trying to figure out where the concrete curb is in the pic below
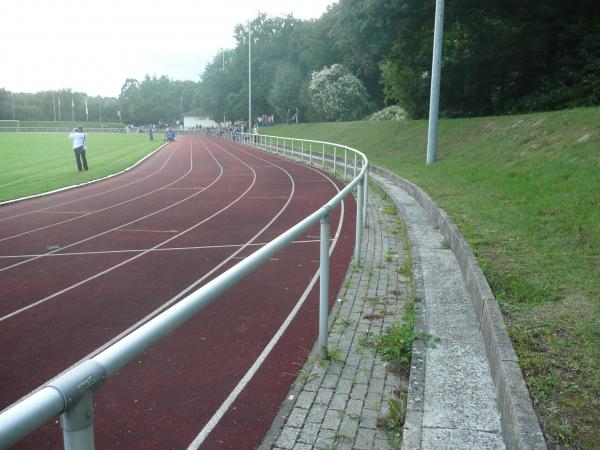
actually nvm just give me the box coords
[370,165,546,449]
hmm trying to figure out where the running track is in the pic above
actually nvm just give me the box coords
[0,135,355,449]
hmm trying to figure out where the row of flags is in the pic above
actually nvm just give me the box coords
[50,94,120,123]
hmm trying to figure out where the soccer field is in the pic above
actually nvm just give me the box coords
[0,132,161,202]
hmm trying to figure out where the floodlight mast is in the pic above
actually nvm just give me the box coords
[248,21,252,131]
[426,0,445,165]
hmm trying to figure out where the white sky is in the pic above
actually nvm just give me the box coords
[1,0,335,97]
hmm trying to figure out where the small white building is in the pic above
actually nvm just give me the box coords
[183,109,218,129]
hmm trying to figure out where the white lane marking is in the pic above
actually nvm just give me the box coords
[0,143,208,273]
[163,187,206,190]
[0,240,321,259]
[187,138,346,448]
[0,135,299,410]
[0,141,229,321]
[33,210,94,215]
[118,229,179,233]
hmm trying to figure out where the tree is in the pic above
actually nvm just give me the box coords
[268,62,303,119]
[309,64,370,121]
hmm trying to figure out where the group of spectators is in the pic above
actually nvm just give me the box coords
[286,108,299,124]
[255,114,275,128]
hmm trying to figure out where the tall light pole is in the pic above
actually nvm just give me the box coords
[221,48,226,124]
[11,92,15,120]
[248,20,252,130]
[426,0,445,165]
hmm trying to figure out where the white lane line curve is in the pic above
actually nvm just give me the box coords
[0,141,210,272]
[0,239,321,259]
[0,138,261,322]
[0,135,299,411]
[188,137,348,449]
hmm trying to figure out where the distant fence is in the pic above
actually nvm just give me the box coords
[0,133,369,450]
[0,127,208,134]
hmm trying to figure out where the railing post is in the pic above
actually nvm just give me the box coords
[301,141,304,160]
[319,214,331,360]
[354,182,363,262]
[322,144,325,169]
[309,142,312,165]
[354,153,357,178]
[60,391,95,450]
[333,146,337,174]
[344,148,348,180]
[363,168,369,228]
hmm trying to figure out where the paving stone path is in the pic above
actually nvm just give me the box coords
[262,188,410,450]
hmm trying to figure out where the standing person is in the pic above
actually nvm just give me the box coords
[68,126,88,171]
[148,126,154,141]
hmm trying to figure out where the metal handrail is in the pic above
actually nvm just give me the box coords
[0,134,368,450]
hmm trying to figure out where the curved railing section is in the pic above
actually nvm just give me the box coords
[0,133,368,450]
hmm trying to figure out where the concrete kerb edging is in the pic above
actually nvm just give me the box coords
[370,164,546,450]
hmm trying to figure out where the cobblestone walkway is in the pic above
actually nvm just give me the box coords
[262,188,411,449]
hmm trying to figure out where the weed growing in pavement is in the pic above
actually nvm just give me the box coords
[385,249,394,263]
[298,369,318,385]
[342,278,351,288]
[383,203,397,216]
[377,394,408,448]
[331,432,353,447]
[309,354,331,369]
[358,331,373,349]
[326,346,343,362]
[347,412,362,421]
[336,318,353,329]
[440,239,451,249]
[398,254,413,278]
[367,297,380,306]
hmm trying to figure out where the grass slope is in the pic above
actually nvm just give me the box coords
[0,133,161,202]
[263,107,599,449]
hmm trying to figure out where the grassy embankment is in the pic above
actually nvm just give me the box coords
[0,133,160,202]
[263,107,599,449]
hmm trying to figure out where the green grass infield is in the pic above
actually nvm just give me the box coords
[0,132,161,202]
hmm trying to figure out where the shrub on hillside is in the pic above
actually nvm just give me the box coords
[369,105,407,121]
[309,64,370,121]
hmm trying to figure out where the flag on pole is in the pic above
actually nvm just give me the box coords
[58,98,61,121]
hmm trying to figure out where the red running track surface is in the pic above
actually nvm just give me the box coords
[0,135,355,449]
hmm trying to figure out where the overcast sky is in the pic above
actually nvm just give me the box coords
[1,0,335,97]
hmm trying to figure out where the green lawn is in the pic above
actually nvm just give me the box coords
[0,133,161,202]
[262,107,600,449]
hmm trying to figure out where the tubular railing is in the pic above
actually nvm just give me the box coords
[0,133,368,450]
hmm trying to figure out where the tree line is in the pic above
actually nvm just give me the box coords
[2,0,598,125]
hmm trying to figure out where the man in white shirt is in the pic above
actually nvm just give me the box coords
[68,126,88,171]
